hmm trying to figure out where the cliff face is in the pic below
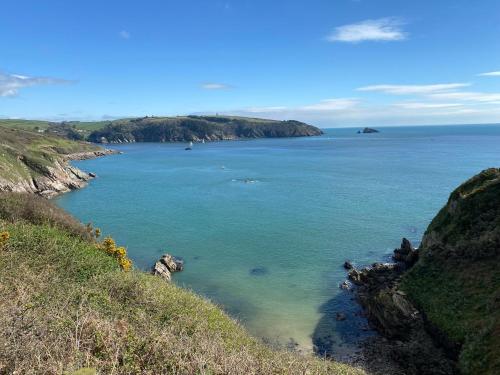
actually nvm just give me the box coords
[401,168,500,375]
[348,169,500,375]
[0,126,116,197]
[87,116,323,143]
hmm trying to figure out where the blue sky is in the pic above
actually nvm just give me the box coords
[1,0,500,127]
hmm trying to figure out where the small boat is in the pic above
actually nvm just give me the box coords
[185,141,193,151]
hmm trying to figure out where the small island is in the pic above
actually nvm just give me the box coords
[357,127,380,134]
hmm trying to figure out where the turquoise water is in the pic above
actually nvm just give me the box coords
[55,125,500,354]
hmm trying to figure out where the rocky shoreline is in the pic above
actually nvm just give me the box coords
[0,149,119,198]
[345,239,457,375]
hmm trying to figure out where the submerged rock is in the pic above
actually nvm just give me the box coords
[343,260,353,270]
[249,266,268,276]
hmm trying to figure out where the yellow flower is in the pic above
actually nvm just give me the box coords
[102,237,116,255]
[0,231,9,242]
[119,257,132,272]
[116,246,127,258]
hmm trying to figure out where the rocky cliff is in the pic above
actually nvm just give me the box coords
[348,169,500,375]
[0,126,117,197]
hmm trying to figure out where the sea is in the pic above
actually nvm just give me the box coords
[55,125,500,356]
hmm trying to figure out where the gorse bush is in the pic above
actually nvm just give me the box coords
[100,236,133,271]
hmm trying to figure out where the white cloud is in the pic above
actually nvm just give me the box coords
[478,71,500,77]
[299,98,359,111]
[201,82,232,90]
[326,18,407,43]
[0,72,71,97]
[119,30,131,39]
[393,102,465,109]
[428,91,500,104]
[245,106,288,113]
[357,83,470,95]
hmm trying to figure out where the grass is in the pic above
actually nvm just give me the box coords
[0,193,364,375]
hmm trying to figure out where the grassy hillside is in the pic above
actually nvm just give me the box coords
[0,126,99,184]
[0,193,363,374]
[400,169,500,375]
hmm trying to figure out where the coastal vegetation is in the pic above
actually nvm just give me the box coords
[0,126,114,196]
[0,193,363,374]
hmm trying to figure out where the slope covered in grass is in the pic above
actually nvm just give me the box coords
[0,193,363,375]
[400,168,500,375]
[0,126,98,182]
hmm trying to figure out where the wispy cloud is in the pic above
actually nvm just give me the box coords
[326,18,407,43]
[201,82,232,90]
[392,102,464,109]
[428,91,500,104]
[357,83,470,95]
[478,71,500,77]
[119,30,131,39]
[0,72,72,97]
[299,98,359,111]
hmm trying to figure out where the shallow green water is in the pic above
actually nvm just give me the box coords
[56,125,500,354]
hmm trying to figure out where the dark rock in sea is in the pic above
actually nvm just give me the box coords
[336,312,347,321]
[343,260,353,270]
[88,172,96,178]
[339,280,352,290]
[249,266,268,276]
[393,238,419,268]
[358,127,380,134]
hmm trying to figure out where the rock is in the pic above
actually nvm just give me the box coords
[336,312,347,321]
[249,266,268,276]
[88,172,96,178]
[358,127,380,134]
[343,260,353,270]
[160,254,184,272]
[340,280,352,290]
[393,238,419,268]
[152,261,171,281]
[348,268,363,285]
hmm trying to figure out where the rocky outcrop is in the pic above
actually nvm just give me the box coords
[0,149,118,198]
[152,254,184,281]
[348,241,456,375]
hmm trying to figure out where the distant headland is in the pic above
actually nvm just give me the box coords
[86,116,323,143]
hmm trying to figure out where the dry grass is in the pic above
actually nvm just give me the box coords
[0,195,364,375]
[0,193,93,240]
